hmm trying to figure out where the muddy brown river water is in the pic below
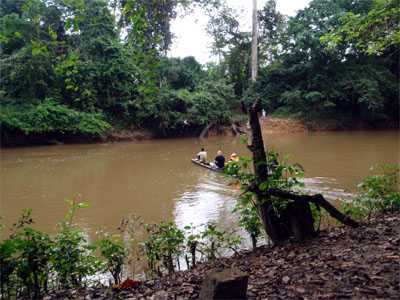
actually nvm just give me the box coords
[1,131,399,239]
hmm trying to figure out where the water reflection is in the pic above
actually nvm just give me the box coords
[174,172,238,230]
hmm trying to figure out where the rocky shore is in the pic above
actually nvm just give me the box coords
[44,213,400,299]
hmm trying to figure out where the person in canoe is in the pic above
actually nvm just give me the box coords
[214,150,225,169]
[229,152,239,162]
[225,152,240,175]
[196,148,207,163]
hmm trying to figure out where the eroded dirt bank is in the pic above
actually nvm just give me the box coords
[260,117,400,133]
[3,116,398,147]
[45,213,400,299]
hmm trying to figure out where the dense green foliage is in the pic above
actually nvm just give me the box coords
[0,0,236,143]
[1,0,398,145]
[209,0,399,124]
[321,0,400,55]
[1,99,110,135]
[258,0,399,123]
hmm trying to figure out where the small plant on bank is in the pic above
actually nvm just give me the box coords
[199,223,241,261]
[141,221,242,276]
[1,213,23,299]
[0,237,18,299]
[343,164,400,219]
[0,210,53,299]
[97,233,126,285]
[14,227,53,298]
[183,224,201,269]
[233,192,262,250]
[52,198,102,288]
[117,214,146,279]
[142,221,185,275]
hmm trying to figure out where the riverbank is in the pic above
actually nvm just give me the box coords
[261,116,400,133]
[2,116,398,147]
[43,212,400,299]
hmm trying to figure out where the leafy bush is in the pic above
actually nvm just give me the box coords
[14,228,53,298]
[0,99,111,136]
[140,220,241,276]
[0,201,106,296]
[97,234,126,285]
[183,224,201,269]
[343,164,400,219]
[0,210,53,299]
[233,192,262,250]
[198,223,241,261]
[52,199,101,288]
[188,80,234,126]
[0,236,18,298]
[142,221,185,275]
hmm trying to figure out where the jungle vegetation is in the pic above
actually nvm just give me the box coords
[0,0,398,144]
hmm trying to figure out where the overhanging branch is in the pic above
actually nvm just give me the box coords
[267,188,359,228]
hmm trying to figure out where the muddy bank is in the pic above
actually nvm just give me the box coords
[261,117,399,133]
[108,117,399,142]
[0,126,236,147]
[105,117,400,142]
[2,116,398,147]
[261,117,308,133]
[44,213,400,299]
[0,127,158,147]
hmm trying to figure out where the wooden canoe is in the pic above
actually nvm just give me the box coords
[191,159,224,173]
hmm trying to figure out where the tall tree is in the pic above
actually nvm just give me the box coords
[321,0,400,55]
[258,0,286,64]
[247,0,359,244]
[206,6,251,97]
[247,0,282,244]
[257,0,399,123]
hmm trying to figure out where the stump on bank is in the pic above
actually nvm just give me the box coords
[199,268,249,300]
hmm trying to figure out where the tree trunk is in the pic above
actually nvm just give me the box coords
[246,0,359,246]
[200,268,249,300]
[267,189,359,228]
[248,0,283,245]
[250,234,257,250]
[282,201,316,241]
[190,242,197,268]
[251,0,258,82]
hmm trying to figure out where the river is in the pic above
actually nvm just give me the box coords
[1,130,399,239]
